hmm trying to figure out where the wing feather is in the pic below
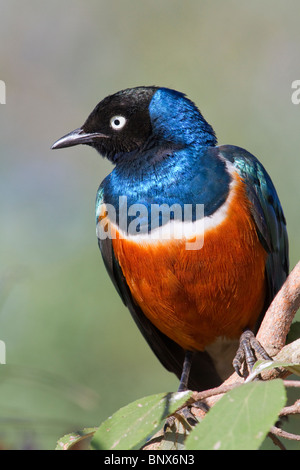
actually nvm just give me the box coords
[219,145,289,312]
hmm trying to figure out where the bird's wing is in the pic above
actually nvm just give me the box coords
[218,145,289,319]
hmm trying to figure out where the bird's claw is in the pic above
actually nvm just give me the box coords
[233,329,272,378]
[163,406,199,433]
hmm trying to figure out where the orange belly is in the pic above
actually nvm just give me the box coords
[110,175,267,351]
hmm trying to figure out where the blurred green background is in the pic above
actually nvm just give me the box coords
[0,0,299,450]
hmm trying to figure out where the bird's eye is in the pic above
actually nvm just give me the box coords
[110,115,127,130]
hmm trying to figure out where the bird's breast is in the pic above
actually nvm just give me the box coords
[97,171,267,351]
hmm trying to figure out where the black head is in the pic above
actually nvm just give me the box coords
[52,86,217,162]
[52,86,158,162]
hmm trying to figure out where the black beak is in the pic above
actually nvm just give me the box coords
[51,128,108,149]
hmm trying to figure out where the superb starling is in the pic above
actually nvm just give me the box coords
[52,87,288,391]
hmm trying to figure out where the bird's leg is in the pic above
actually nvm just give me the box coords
[178,350,194,391]
[164,351,197,431]
[233,329,272,377]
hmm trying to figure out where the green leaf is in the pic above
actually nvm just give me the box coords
[246,359,300,382]
[91,390,191,450]
[56,427,97,450]
[185,380,286,450]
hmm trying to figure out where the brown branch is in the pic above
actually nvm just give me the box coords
[279,399,300,417]
[283,380,300,388]
[186,377,300,412]
[189,381,241,404]
[256,261,300,356]
[269,426,300,442]
[267,432,287,450]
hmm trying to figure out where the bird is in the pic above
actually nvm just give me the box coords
[52,86,289,392]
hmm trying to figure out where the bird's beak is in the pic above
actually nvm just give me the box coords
[51,128,108,149]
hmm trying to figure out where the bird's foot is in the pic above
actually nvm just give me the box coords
[163,406,199,433]
[163,400,209,433]
[233,329,272,378]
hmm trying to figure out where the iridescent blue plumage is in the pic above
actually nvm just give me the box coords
[98,146,231,231]
[149,88,217,147]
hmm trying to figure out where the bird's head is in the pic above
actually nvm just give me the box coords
[52,86,217,163]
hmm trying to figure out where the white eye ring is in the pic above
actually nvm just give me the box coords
[110,115,127,130]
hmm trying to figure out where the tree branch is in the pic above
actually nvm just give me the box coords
[257,261,300,356]
[269,426,300,442]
